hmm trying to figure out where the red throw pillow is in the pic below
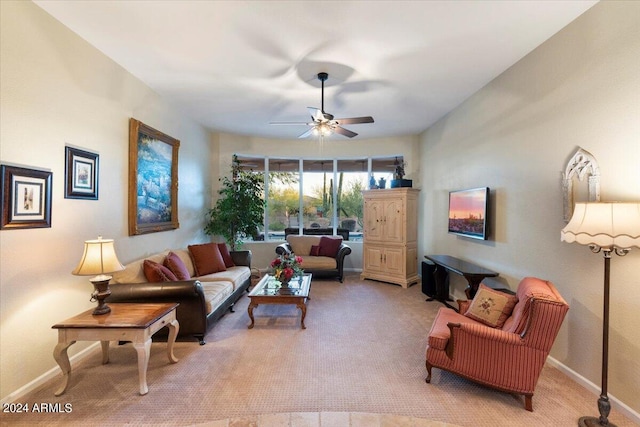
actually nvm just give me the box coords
[164,251,191,280]
[188,243,227,276]
[217,243,235,268]
[318,236,342,257]
[143,259,178,282]
[310,245,321,256]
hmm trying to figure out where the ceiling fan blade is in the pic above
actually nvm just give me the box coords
[333,126,358,138]
[308,107,324,122]
[270,121,309,125]
[334,116,374,125]
[298,127,315,139]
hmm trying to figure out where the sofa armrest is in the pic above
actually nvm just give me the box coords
[107,280,208,339]
[275,243,292,256]
[230,250,252,267]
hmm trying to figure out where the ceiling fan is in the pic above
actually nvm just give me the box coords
[271,72,374,139]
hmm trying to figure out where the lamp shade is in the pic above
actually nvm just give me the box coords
[72,237,124,277]
[561,202,640,249]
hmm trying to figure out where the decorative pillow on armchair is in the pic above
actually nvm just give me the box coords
[464,284,518,328]
[143,260,178,283]
[188,243,227,276]
[318,236,342,257]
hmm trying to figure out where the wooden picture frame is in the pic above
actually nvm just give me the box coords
[65,146,99,200]
[128,118,179,235]
[1,164,52,229]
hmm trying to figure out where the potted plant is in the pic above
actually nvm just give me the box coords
[205,155,265,251]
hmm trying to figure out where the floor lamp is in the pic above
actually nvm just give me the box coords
[561,202,640,427]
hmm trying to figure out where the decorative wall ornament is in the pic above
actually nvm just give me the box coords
[128,119,180,235]
[0,164,52,229]
[562,147,601,222]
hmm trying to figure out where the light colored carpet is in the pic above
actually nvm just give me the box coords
[1,274,636,426]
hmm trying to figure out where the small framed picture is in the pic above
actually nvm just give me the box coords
[1,164,52,229]
[65,146,99,200]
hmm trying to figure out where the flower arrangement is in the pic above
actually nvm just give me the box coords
[270,253,304,284]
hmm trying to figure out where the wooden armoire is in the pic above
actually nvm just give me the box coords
[360,188,420,288]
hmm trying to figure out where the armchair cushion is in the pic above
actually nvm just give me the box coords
[318,236,343,257]
[464,284,518,328]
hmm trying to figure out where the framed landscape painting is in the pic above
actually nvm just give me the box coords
[128,118,180,235]
[0,164,52,230]
[65,146,99,200]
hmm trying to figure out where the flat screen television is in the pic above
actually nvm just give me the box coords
[448,187,490,240]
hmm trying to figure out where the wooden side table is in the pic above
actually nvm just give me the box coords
[52,303,179,396]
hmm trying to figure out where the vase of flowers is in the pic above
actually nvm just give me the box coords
[270,253,303,287]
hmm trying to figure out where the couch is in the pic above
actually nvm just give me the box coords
[425,277,569,411]
[276,235,351,282]
[107,243,251,345]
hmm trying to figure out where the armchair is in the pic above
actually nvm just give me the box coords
[425,277,569,411]
[276,235,351,282]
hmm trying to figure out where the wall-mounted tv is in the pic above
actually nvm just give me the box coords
[448,187,490,240]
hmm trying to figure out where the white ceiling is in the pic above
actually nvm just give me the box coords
[34,1,598,140]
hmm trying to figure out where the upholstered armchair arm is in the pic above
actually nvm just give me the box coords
[230,250,252,267]
[445,321,545,393]
[275,243,292,256]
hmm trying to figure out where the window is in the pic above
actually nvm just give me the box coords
[235,155,403,242]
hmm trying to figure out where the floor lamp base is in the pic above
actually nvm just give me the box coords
[579,416,617,427]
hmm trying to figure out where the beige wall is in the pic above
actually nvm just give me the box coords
[418,1,640,414]
[0,1,214,399]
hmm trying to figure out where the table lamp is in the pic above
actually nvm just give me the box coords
[561,202,640,427]
[72,236,125,315]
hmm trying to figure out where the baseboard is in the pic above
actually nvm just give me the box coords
[546,356,640,424]
[0,342,101,405]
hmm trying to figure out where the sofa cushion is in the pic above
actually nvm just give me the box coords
[217,243,235,268]
[164,251,191,280]
[318,236,342,257]
[188,243,227,276]
[200,281,234,315]
[464,284,518,328]
[143,259,178,282]
[298,256,336,270]
[286,235,321,256]
[196,266,251,291]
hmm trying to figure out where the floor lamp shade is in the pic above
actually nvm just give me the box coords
[561,202,640,427]
[561,202,640,249]
[72,237,124,315]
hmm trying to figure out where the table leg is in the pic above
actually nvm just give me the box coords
[248,301,257,329]
[464,277,484,299]
[53,340,75,396]
[166,319,179,363]
[101,341,110,364]
[133,338,152,395]
[298,300,307,330]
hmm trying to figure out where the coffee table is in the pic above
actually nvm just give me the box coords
[247,273,312,329]
[52,303,179,396]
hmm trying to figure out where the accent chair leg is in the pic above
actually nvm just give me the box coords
[425,361,432,383]
[524,394,533,412]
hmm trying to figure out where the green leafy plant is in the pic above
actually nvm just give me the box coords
[204,155,265,250]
